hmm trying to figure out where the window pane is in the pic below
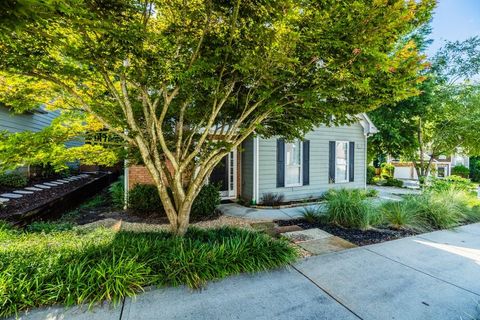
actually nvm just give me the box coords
[285,140,302,186]
[286,166,301,185]
[286,141,301,166]
[336,142,348,182]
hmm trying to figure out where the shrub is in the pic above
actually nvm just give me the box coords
[451,164,470,178]
[260,192,285,206]
[470,156,480,182]
[417,189,469,229]
[384,177,403,187]
[427,176,475,192]
[380,162,395,179]
[0,172,28,188]
[190,183,221,220]
[324,188,377,230]
[367,166,376,184]
[128,184,162,214]
[109,176,125,209]
[0,226,297,317]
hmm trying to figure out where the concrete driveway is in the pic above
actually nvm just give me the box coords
[14,223,480,320]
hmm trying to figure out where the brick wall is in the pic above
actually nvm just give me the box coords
[127,165,155,190]
[128,151,241,198]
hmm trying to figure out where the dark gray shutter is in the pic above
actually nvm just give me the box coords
[277,139,285,187]
[349,141,355,182]
[329,141,335,183]
[302,140,310,186]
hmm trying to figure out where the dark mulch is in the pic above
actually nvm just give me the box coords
[276,219,418,246]
[0,175,98,218]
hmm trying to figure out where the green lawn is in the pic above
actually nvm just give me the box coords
[0,223,297,318]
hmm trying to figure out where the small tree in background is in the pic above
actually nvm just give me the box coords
[369,36,480,180]
[0,0,434,234]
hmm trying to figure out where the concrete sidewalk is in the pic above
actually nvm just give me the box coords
[13,223,480,320]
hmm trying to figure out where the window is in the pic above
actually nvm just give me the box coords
[335,141,349,183]
[285,140,302,186]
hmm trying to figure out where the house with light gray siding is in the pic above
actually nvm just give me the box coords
[207,114,377,204]
[124,114,377,205]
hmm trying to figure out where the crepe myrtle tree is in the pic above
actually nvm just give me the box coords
[0,0,434,235]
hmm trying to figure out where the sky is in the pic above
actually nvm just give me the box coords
[427,0,480,57]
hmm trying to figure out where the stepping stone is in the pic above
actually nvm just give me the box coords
[25,187,43,191]
[274,225,303,235]
[283,228,333,243]
[56,179,69,183]
[35,184,51,189]
[298,236,357,256]
[53,180,65,184]
[13,190,34,195]
[0,197,9,203]
[44,182,60,186]
[1,193,23,199]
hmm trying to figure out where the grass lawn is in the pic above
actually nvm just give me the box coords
[0,222,298,318]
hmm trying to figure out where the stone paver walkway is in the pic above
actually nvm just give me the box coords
[0,174,91,206]
[218,202,323,221]
[12,223,480,320]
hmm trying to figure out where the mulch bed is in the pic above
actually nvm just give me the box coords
[275,219,418,246]
[0,174,99,218]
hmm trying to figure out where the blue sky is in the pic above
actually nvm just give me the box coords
[427,0,480,56]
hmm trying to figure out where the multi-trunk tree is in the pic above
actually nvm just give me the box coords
[0,0,434,234]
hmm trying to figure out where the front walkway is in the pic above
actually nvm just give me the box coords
[219,186,420,221]
[14,223,480,320]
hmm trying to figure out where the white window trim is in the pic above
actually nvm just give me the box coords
[335,141,349,184]
[285,140,303,187]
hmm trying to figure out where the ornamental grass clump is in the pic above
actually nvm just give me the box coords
[379,196,428,232]
[0,223,297,318]
[324,188,378,230]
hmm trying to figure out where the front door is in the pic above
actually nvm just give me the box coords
[210,150,237,199]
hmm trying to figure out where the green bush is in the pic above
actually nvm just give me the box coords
[0,172,28,188]
[324,188,378,230]
[128,184,162,213]
[367,166,376,184]
[470,156,480,182]
[190,183,221,220]
[380,162,395,179]
[384,177,403,187]
[0,226,297,317]
[109,176,125,209]
[427,176,475,192]
[451,164,470,178]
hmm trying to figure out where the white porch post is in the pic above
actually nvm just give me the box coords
[252,135,259,205]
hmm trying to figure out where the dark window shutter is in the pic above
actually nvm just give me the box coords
[302,140,310,186]
[277,139,285,187]
[329,141,335,183]
[349,141,355,182]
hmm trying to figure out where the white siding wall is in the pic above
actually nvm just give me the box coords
[257,123,367,202]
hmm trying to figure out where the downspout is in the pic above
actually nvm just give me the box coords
[124,159,129,210]
[364,133,368,190]
[252,135,259,205]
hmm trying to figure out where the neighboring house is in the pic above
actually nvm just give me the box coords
[125,114,378,205]
[390,154,470,180]
[0,105,82,174]
[0,105,59,134]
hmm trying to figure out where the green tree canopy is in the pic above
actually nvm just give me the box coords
[0,0,434,234]
[368,36,480,178]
